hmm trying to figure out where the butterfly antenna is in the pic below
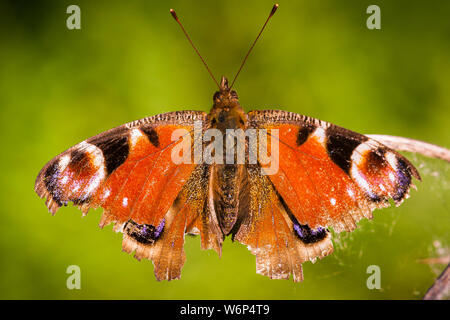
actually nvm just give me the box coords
[170,9,220,89]
[230,4,279,89]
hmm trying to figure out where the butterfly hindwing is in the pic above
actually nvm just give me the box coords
[121,164,222,280]
[233,165,333,282]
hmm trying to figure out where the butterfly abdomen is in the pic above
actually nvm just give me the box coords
[212,163,249,235]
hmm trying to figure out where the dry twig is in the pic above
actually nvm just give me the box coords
[367,135,449,300]
[367,135,450,163]
[423,263,450,300]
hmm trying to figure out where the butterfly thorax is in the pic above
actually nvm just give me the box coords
[208,76,248,236]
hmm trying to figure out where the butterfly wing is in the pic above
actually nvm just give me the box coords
[233,110,420,281]
[248,110,420,233]
[35,111,222,280]
[121,163,223,280]
[233,165,333,282]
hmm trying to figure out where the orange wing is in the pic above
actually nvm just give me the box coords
[229,110,420,281]
[233,165,333,282]
[35,111,220,280]
[121,164,223,280]
[248,110,420,233]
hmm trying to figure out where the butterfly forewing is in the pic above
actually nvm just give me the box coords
[247,110,420,233]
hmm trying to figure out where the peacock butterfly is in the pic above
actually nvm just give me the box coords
[35,4,420,282]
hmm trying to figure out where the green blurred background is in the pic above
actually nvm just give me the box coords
[0,0,449,299]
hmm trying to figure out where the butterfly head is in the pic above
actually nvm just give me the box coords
[213,76,239,105]
[210,76,245,128]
